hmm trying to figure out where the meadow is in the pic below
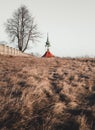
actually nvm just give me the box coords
[0,55,95,130]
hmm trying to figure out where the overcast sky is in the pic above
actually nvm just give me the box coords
[0,0,95,57]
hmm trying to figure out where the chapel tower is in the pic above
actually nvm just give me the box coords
[42,34,54,58]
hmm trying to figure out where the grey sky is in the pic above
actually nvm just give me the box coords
[0,0,95,57]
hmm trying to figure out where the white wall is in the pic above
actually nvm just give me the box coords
[0,44,28,56]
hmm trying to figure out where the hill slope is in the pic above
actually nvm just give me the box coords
[0,55,95,130]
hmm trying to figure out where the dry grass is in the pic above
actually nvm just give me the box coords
[0,55,95,130]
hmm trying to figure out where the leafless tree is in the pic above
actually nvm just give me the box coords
[5,5,40,52]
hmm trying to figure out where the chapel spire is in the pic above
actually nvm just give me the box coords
[45,33,50,50]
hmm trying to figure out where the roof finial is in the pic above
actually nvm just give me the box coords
[47,33,49,43]
[45,33,50,49]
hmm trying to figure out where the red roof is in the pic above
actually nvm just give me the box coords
[42,50,54,58]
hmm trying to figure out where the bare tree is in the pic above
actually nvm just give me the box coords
[5,5,40,52]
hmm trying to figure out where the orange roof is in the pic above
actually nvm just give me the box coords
[42,50,54,58]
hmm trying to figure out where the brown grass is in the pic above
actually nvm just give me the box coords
[0,55,95,130]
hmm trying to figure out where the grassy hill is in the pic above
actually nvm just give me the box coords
[0,55,95,130]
